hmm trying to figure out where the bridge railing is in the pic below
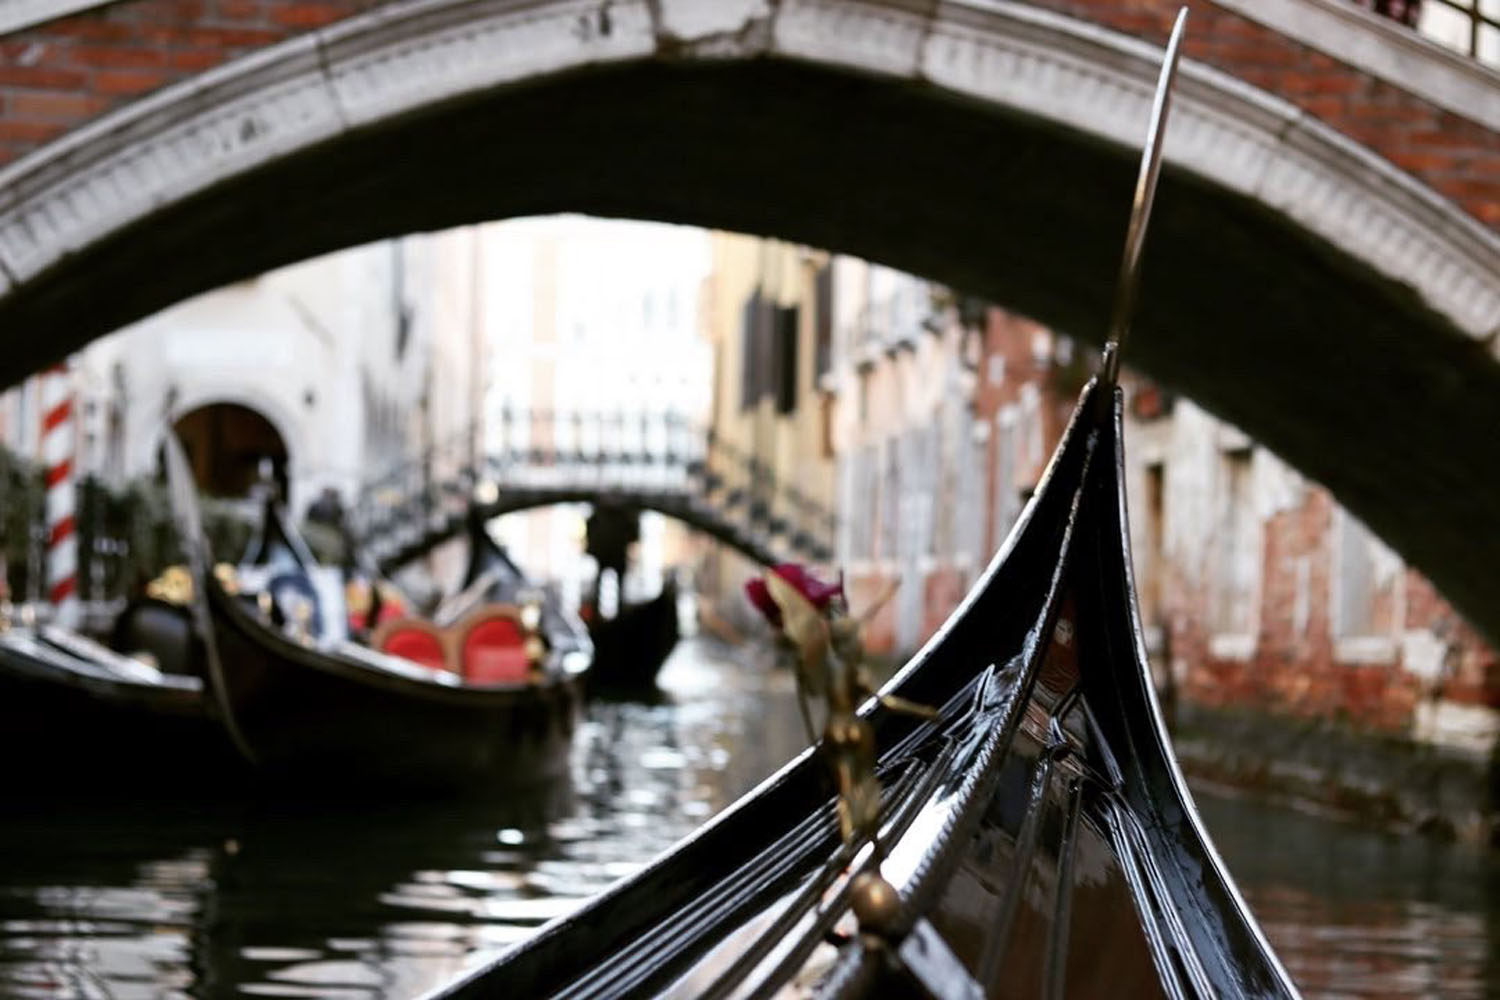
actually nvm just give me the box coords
[347,407,837,569]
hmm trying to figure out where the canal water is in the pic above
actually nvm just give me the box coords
[0,636,1494,998]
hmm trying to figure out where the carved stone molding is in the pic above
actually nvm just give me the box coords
[0,0,1495,353]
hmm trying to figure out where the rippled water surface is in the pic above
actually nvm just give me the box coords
[1,637,1494,998]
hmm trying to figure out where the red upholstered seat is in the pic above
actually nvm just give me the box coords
[461,616,531,684]
[380,626,450,673]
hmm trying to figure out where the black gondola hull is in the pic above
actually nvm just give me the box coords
[206,584,583,792]
[587,579,680,693]
[426,383,1297,999]
[0,629,241,790]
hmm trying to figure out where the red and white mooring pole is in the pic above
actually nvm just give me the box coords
[38,361,78,626]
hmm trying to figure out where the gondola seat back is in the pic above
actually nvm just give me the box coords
[458,606,533,685]
[370,619,452,674]
[111,597,198,676]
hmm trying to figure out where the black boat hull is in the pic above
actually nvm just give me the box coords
[206,582,583,792]
[587,579,680,693]
[0,627,241,790]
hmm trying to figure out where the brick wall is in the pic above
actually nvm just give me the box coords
[1035,0,1500,227]
[1144,406,1499,741]
[0,0,385,164]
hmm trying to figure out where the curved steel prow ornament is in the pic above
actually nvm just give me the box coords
[161,431,257,763]
[1100,6,1188,387]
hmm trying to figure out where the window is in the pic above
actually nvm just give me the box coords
[993,412,1020,548]
[814,264,834,380]
[880,438,900,561]
[1333,510,1402,643]
[911,423,938,559]
[1212,449,1258,637]
[956,416,987,564]
[774,306,799,415]
[1416,0,1500,63]
[860,445,878,560]
[1138,463,1166,628]
[739,294,758,411]
[845,444,879,561]
[1018,384,1044,474]
[739,292,776,411]
[1336,512,1377,637]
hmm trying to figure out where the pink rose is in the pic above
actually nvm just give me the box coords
[745,563,845,629]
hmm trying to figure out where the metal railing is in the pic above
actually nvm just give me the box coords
[348,407,838,570]
[1358,0,1497,63]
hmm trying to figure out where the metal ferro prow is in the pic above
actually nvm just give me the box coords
[1100,6,1188,387]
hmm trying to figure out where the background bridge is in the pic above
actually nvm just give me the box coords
[349,408,837,572]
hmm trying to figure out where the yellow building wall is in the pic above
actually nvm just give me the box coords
[700,232,837,629]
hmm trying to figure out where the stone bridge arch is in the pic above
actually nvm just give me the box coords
[0,0,1496,638]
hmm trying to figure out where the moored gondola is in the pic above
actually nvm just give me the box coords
[0,615,240,788]
[586,575,680,694]
[201,585,585,790]
[433,506,593,664]
[161,451,590,793]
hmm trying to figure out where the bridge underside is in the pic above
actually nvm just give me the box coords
[369,486,804,574]
[0,59,1495,639]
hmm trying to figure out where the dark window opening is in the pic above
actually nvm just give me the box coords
[814,264,833,380]
[775,305,799,415]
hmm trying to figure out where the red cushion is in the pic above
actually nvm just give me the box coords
[462,618,531,684]
[381,628,450,672]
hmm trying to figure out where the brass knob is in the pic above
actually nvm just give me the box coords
[849,872,901,936]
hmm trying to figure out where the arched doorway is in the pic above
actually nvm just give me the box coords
[171,403,289,499]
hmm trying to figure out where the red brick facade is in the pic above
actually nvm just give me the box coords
[0,0,382,163]
[1147,444,1498,735]
[847,303,1498,741]
[1039,0,1500,227]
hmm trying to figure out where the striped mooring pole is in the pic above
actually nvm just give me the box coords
[39,361,78,627]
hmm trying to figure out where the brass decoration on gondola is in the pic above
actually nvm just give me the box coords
[760,569,935,846]
[145,565,196,606]
[518,594,548,673]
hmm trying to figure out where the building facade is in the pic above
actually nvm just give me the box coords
[1125,392,1499,760]
[0,234,479,517]
[697,232,841,629]
[710,251,1498,832]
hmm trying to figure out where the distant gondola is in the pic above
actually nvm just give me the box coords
[163,475,591,792]
[586,576,680,694]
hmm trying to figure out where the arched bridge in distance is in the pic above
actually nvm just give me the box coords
[349,409,837,572]
[0,0,1495,638]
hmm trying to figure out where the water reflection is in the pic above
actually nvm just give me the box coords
[0,638,806,999]
[1195,784,1499,999]
[0,638,1494,998]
